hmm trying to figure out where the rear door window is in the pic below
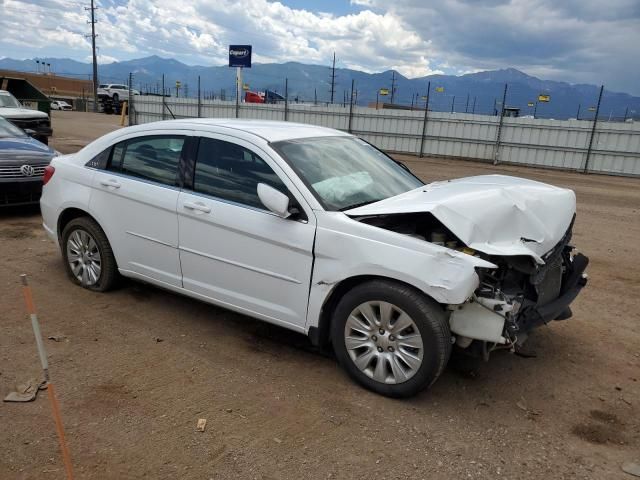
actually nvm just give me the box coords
[108,136,185,186]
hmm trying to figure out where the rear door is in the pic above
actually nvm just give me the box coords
[90,133,187,287]
[177,135,316,330]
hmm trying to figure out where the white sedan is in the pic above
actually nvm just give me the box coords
[40,119,588,397]
[51,100,72,111]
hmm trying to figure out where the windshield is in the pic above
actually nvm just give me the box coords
[273,136,423,211]
[0,92,21,108]
[0,117,27,138]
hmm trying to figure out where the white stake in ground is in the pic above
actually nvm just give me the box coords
[21,274,75,480]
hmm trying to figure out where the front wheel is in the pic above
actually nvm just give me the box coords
[61,217,118,291]
[112,93,119,104]
[331,280,451,398]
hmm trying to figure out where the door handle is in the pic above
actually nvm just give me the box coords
[183,201,211,214]
[99,179,121,189]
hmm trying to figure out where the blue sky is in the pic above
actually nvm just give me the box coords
[1,0,639,94]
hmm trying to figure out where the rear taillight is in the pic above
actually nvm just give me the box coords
[43,165,55,185]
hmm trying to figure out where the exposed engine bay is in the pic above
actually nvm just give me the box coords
[354,211,589,359]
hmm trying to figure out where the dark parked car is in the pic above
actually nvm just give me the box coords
[0,116,57,206]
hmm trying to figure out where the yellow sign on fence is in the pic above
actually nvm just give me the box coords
[435,87,445,93]
[538,94,550,102]
[379,88,389,95]
[528,102,534,107]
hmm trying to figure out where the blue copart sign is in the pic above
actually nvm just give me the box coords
[229,45,252,68]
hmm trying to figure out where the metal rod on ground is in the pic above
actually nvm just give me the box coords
[623,107,628,122]
[20,274,75,480]
[493,83,508,165]
[451,95,455,113]
[348,79,355,133]
[472,96,476,114]
[284,78,289,121]
[576,104,581,120]
[162,74,166,120]
[465,93,469,113]
[419,81,431,158]
[583,84,604,174]
[197,76,201,118]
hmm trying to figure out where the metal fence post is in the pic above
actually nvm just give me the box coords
[162,74,166,120]
[419,81,431,158]
[197,75,201,118]
[128,72,134,126]
[583,85,604,174]
[284,78,289,121]
[493,83,508,165]
[348,79,355,133]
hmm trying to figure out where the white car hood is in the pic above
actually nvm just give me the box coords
[346,175,576,263]
[0,107,49,119]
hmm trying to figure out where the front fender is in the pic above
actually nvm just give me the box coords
[305,212,495,331]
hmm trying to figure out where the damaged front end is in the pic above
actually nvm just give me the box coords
[449,218,589,358]
[354,210,588,359]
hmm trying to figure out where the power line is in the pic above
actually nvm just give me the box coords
[390,71,397,104]
[85,0,98,111]
[329,51,336,104]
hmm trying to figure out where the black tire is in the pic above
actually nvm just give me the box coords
[112,93,119,104]
[61,217,118,292]
[330,280,451,398]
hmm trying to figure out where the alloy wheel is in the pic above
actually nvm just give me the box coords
[344,301,424,384]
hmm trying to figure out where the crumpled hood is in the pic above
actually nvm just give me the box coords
[346,175,576,263]
[0,107,49,119]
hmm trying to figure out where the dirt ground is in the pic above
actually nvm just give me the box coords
[1,112,639,479]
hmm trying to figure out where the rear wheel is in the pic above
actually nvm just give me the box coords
[112,93,119,104]
[331,280,451,398]
[61,217,118,291]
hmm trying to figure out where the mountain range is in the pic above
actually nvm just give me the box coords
[1,56,638,120]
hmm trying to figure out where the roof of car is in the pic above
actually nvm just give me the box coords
[134,118,351,143]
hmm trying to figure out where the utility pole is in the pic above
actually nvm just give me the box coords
[390,71,397,104]
[85,0,98,112]
[329,52,336,104]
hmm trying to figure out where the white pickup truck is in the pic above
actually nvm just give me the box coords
[97,84,140,104]
[0,90,52,145]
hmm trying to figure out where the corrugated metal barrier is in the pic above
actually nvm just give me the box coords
[132,96,640,176]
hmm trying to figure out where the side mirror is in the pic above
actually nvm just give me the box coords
[23,128,37,138]
[257,183,291,218]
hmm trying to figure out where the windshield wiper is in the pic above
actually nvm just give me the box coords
[339,199,379,212]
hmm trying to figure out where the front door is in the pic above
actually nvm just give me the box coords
[177,135,315,330]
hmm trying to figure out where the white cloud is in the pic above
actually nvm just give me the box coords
[0,0,637,93]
